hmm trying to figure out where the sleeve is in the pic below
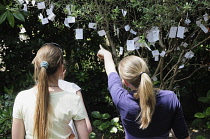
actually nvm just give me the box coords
[72,96,87,121]
[171,94,189,139]
[12,93,23,119]
[108,72,129,107]
[71,83,81,93]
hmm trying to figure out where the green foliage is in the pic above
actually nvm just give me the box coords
[193,90,210,130]
[90,111,123,139]
[0,86,15,138]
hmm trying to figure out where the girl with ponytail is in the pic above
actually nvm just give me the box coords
[12,43,89,139]
[97,45,190,139]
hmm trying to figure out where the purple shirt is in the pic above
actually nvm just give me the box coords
[108,72,189,139]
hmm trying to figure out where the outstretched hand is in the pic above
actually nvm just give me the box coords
[97,45,109,59]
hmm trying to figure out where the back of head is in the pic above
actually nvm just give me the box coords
[32,43,63,138]
[118,55,156,129]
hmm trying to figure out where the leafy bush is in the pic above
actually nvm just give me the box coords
[90,111,124,139]
[0,86,15,138]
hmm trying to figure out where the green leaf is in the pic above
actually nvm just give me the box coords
[195,135,206,139]
[0,4,6,11]
[198,97,210,103]
[13,12,25,22]
[110,126,118,133]
[93,120,102,126]
[98,121,110,130]
[205,107,210,116]
[111,117,119,125]
[0,11,7,24]
[89,132,96,139]
[207,122,210,129]
[91,111,101,119]
[194,112,205,118]
[6,11,15,27]
[101,113,110,119]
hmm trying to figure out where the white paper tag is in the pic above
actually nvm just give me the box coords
[25,0,29,4]
[64,18,70,27]
[185,19,191,25]
[160,51,166,57]
[18,0,24,4]
[176,46,180,51]
[125,25,130,31]
[98,30,106,36]
[133,37,140,42]
[88,23,97,29]
[38,13,43,20]
[199,24,208,33]
[169,27,177,38]
[177,26,185,39]
[119,47,123,55]
[184,51,194,59]
[48,13,56,21]
[181,42,188,48]
[75,29,83,39]
[203,13,209,22]
[127,40,135,51]
[23,4,27,11]
[196,20,201,26]
[151,76,157,81]
[154,55,159,61]
[178,64,184,69]
[121,9,127,17]
[152,50,160,57]
[20,27,26,33]
[130,29,137,35]
[41,18,49,25]
[32,0,36,6]
[147,27,159,42]
[66,5,71,15]
[134,41,140,49]
[37,2,46,9]
[67,16,75,23]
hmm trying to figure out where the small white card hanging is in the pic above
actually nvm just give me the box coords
[18,0,24,4]
[119,47,123,55]
[98,30,106,36]
[88,23,97,29]
[48,13,56,21]
[130,29,137,35]
[203,13,209,22]
[169,27,177,38]
[25,0,29,4]
[64,18,70,27]
[177,26,185,39]
[146,27,159,42]
[32,0,36,6]
[125,25,130,31]
[178,64,184,69]
[152,50,160,57]
[184,51,194,59]
[196,19,201,26]
[67,17,75,23]
[151,76,157,81]
[127,40,135,51]
[199,24,208,33]
[42,18,49,25]
[75,29,83,40]
[160,51,166,57]
[121,9,127,17]
[37,2,46,9]
[38,13,43,20]
[23,4,27,11]
[66,5,71,15]
[134,41,140,49]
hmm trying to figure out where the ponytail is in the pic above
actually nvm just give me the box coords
[34,65,50,139]
[136,73,156,129]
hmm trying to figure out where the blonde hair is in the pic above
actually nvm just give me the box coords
[118,55,156,129]
[32,43,63,138]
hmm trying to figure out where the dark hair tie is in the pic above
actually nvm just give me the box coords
[139,72,145,78]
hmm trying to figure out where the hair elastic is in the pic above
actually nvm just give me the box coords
[40,61,48,69]
[139,72,145,78]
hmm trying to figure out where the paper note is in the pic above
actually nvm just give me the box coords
[134,41,140,49]
[127,40,135,51]
[160,51,166,57]
[18,0,24,4]
[67,17,75,23]
[23,4,27,11]
[169,27,177,38]
[185,19,191,25]
[177,26,185,39]
[41,18,49,25]
[178,64,184,69]
[199,24,208,33]
[32,0,36,6]
[98,30,106,36]
[119,47,123,55]
[181,42,188,48]
[64,18,70,27]
[203,13,209,22]
[184,51,194,59]
[154,55,159,61]
[75,29,83,39]
[130,29,137,35]
[48,13,56,21]
[37,2,46,9]
[151,76,157,81]
[125,25,130,31]
[25,0,29,4]
[196,20,201,26]
[122,9,127,17]
[133,37,140,42]
[88,23,97,29]
[147,27,159,42]
[152,50,159,57]
[66,5,71,15]
[38,13,43,20]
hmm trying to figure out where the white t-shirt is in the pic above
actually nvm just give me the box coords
[13,87,87,139]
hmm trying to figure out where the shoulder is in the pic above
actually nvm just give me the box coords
[15,88,35,99]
